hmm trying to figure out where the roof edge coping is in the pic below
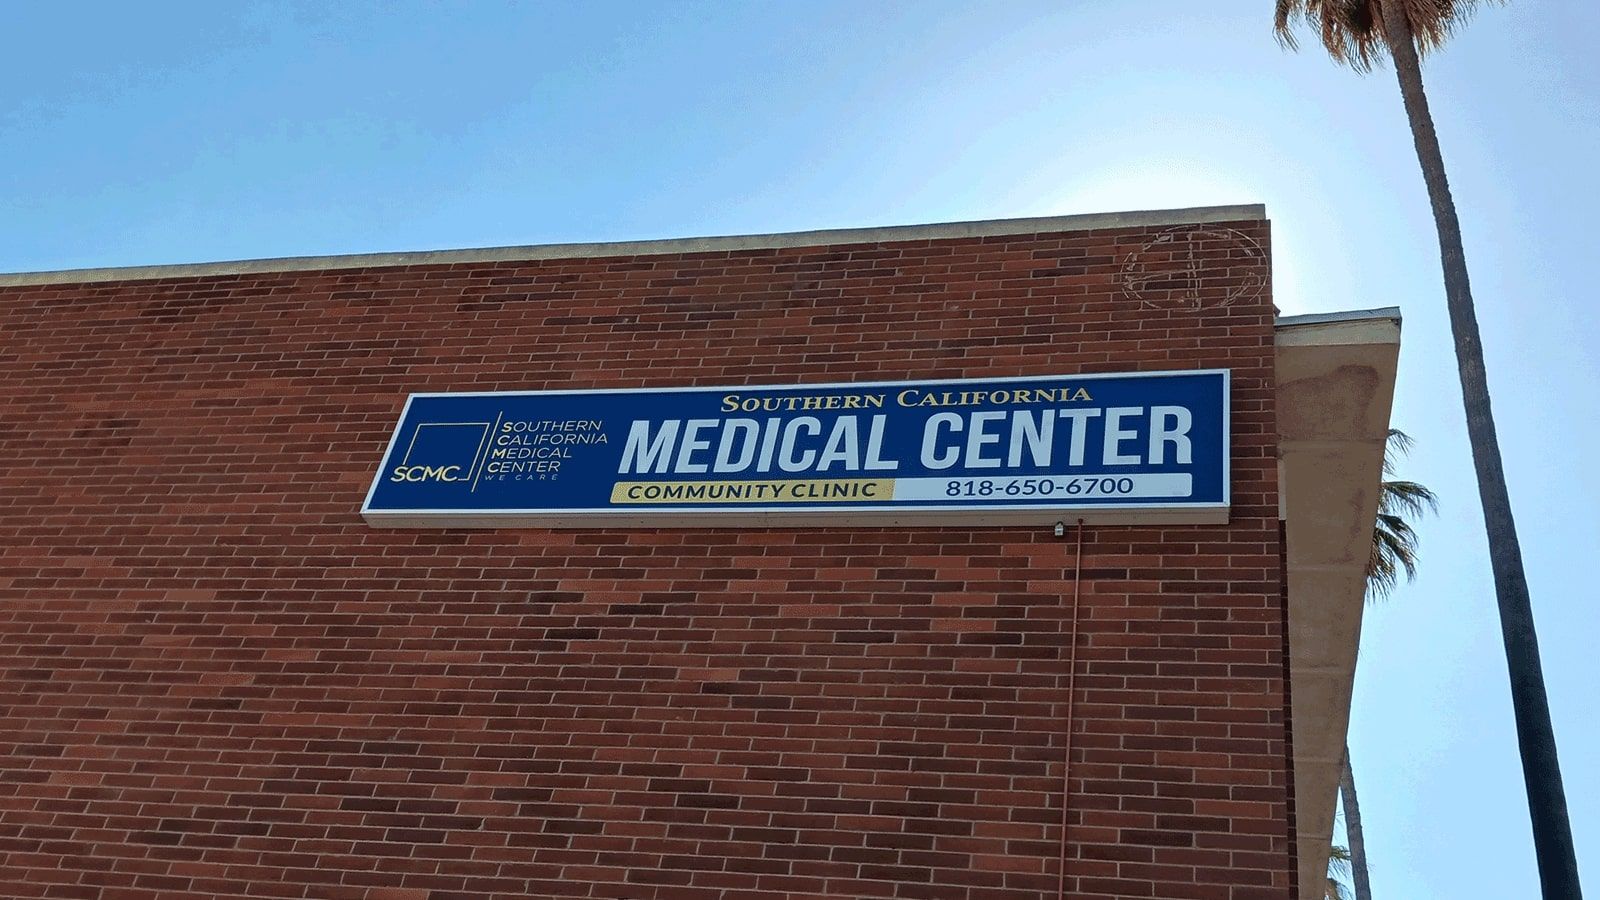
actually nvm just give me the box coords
[1275,306,1401,329]
[1275,307,1402,347]
[0,204,1265,287]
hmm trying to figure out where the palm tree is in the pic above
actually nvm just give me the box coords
[1366,429,1437,601]
[1336,429,1438,900]
[1327,844,1354,900]
[1274,4,1583,897]
[1337,752,1369,900]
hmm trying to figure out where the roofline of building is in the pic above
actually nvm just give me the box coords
[1275,306,1401,329]
[1275,306,1402,347]
[0,204,1265,287]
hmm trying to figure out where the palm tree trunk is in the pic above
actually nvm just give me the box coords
[1339,745,1372,900]
[1377,4,1583,898]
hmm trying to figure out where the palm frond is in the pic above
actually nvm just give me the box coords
[1326,843,1354,900]
[1273,0,1305,49]
[1381,427,1414,475]
[1274,0,1501,72]
[1365,428,1437,601]
[1379,479,1439,519]
[1402,0,1501,57]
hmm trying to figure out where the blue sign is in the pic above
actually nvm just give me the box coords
[361,370,1229,527]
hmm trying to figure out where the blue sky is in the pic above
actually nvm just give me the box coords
[3,1,1595,895]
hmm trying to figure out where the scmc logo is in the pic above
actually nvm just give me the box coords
[389,421,491,485]
[390,464,467,483]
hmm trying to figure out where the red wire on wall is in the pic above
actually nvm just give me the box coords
[1058,519,1085,900]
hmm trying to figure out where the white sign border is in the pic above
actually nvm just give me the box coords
[360,368,1232,529]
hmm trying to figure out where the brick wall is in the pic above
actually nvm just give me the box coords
[0,219,1285,900]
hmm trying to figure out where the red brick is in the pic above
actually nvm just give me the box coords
[0,219,1288,900]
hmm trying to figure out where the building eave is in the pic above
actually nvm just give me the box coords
[1274,307,1402,899]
